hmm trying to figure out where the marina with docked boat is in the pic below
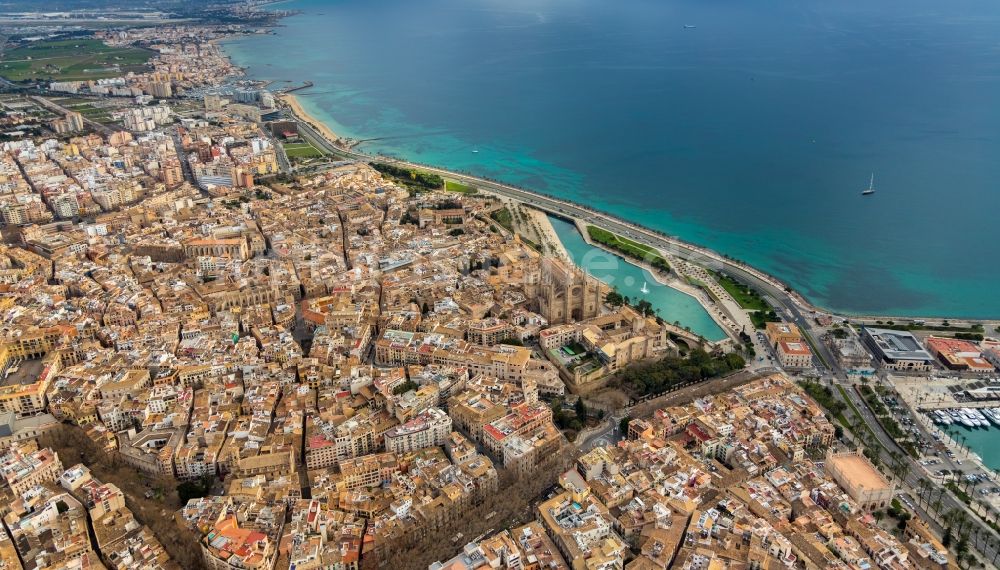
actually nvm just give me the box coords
[928,407,1000,429]
[892,374,1000,471]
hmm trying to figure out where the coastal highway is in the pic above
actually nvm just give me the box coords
[290,110,827,354]
[287,104,1000,562]
[292,110,1000,331]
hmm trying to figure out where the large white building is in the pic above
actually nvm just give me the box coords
[384,407,452,454]
[860,327,934,371]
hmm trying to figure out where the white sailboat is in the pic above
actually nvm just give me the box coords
[862,173,875,196]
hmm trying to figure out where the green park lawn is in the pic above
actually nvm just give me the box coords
[710,270,771,312]
[445,180,477,194]
[587,225,670,271]
[283,142,325,159]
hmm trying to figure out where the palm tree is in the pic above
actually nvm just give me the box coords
[955,511,971,537]
[887,450,901,480]
[940,510,954,535]
[896,457,911,483]
[931,501,943,522]
[926,480,940,511]
[971,527,983,552]
[849,416,868,447]
[931,493,944,521]
[916,478,929,508]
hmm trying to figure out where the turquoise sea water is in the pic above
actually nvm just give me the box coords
[547,216,725,341]
[224,0,1000,318]
[944,424,1000,472]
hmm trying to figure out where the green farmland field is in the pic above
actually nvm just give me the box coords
[0,39,153,82]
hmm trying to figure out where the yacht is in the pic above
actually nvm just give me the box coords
[954,409,975,428]
[862,173,875,196]
[983,408,1000,426]
[963,408,987,428]
[963,408,977,424]
[972,408,988,425]
[640,281,650,294]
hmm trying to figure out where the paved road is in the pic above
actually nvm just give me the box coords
[577,415,624,452]
[31,95,115,136]
[294,111,830,345]
[292,109,1000,563]
[835,377,1000,565]
[274,140,292,172]
[292,109,1000,331]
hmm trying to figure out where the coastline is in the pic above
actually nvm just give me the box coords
[266,79,732,338]
[279,93,342,145]
[281,95,978,326]
[219,32,764,340]
[214,30,826,324]
[223,28,996,326]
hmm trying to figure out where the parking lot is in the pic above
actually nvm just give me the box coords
[886,374,1000,513]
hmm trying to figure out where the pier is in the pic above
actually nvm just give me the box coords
[277,80,313,94]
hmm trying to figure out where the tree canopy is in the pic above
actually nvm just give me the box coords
[612,349,745,397]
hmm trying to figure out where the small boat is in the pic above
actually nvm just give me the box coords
[640,281,650,294]
[683,25,697,29]
[471,149,479,154]
[862,173,875,196]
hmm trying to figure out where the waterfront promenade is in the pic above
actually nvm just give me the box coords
[283,104,835,357]
[282,102,1000,338]
[270,86,1000,570]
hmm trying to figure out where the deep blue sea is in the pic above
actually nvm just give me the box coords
[224,0,1000,318]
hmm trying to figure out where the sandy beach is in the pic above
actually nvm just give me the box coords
[280,93,342,144]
